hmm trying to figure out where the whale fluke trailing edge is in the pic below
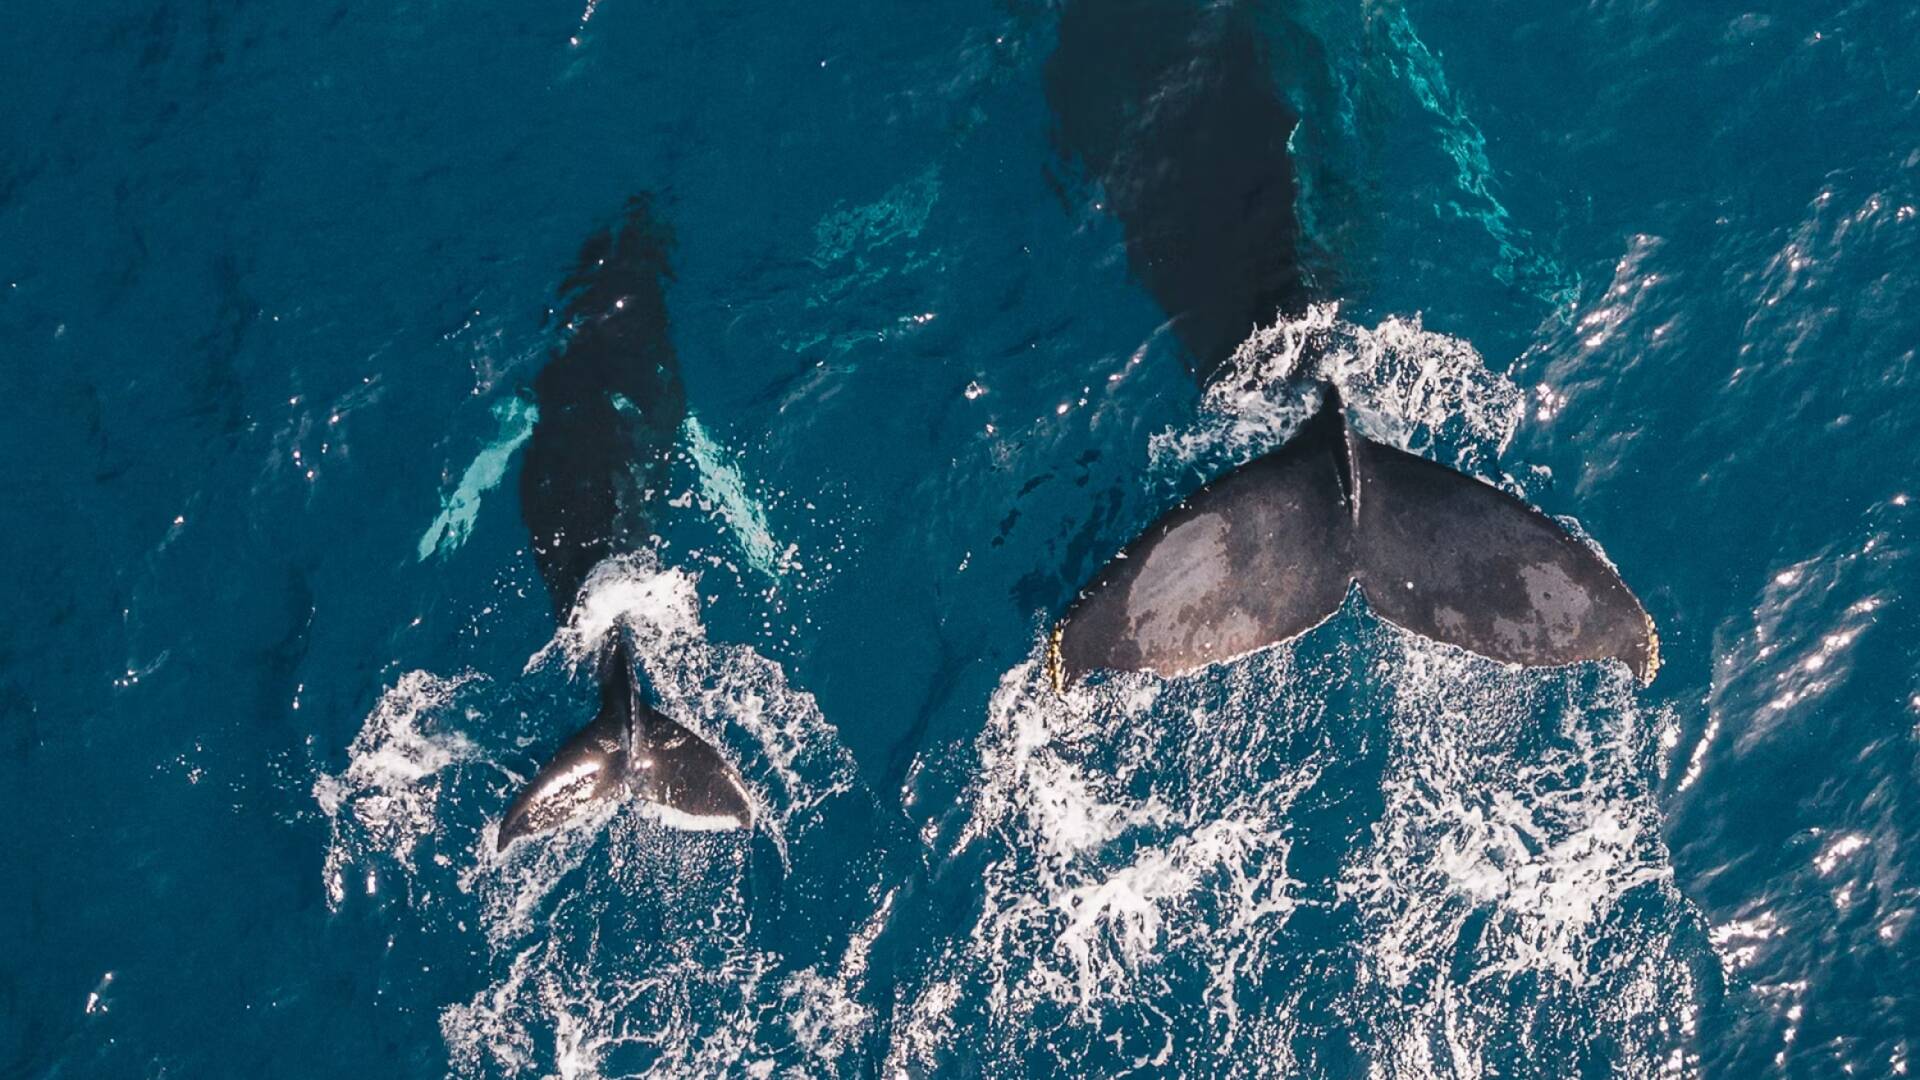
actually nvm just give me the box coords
[1049,387,1659,688]
[498,195,751,850]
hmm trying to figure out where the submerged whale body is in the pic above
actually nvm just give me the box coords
[1045,0,1312,384]
[1046,0,1659,683]
[499,196,751,851]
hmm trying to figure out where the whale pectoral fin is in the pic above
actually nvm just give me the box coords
[498,639,752,851]
[1053,398,1355,683]
[1350,436,1659,683]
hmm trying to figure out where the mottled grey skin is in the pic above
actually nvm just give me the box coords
[498,197,751,852]
[1055,389,1658,684]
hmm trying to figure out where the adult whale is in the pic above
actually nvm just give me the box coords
[1042,0,1658,685]
[497,196,752,850]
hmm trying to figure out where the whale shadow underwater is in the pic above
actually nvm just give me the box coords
[497,196,753,850]
[1040,0,1658,687]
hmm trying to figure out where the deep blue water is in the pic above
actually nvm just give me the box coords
[4,1,1919,1076]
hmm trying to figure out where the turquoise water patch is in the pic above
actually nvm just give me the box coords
[1380,6,1579,311]
[810,165,941,269]
[416,396,538,562]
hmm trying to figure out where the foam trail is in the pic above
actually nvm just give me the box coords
[1346,636,1706,1077]
[314,671,484,909]
[892,644,1320,1075]
[895,624,1708,1076]
[418,396,539,560]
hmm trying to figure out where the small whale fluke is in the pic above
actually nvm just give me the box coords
[499,636,751,851]
[1052,389,1659,687]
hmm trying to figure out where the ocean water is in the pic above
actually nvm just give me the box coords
[3,1,1918,1077]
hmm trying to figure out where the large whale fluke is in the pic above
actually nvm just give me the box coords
[499,636,752,851]
[1051,397,1356,682]
[1051,388,1659,687]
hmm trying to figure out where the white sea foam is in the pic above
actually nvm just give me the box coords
[895,626,1705,1076]
[1348,638,1700,1080]
[891,647,1317,1073]
[1149,302,1526,484]
[778,884,897,1068]
[314,670,484,909]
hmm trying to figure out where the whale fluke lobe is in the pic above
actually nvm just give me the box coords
[1054,398,1355,681]
[1349,432,1658,683]
[1053,390,1658,686]
[624,703,755,834]
[498,642,634,850]
[498,637,751,851]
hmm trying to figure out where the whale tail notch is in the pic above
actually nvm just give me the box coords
[497,634,753,852]
[1051,387,1659,688]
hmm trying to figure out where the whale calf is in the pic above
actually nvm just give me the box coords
[498,196,751,850]
[1044,0,1658,684]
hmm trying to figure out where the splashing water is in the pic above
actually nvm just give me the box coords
[895,617,1709,1076]
[891,640,1328,1076]
[314,670,485,909]
[1347,639,1707,1078]
[1149,303,1526,483]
